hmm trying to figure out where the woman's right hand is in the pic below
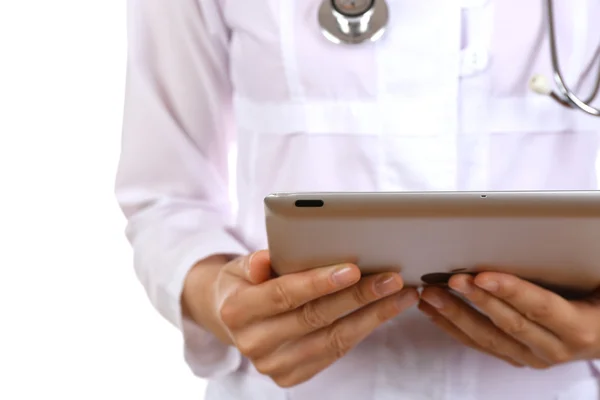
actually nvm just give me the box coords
[182,250,418,388]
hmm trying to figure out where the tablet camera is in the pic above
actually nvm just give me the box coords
[294,199,324,208]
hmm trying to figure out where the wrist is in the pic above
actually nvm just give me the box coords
[182,255,233,345]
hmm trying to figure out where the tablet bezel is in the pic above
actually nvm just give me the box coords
[265,191,600,218]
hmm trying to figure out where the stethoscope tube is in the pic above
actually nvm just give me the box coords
[544,0,600,116]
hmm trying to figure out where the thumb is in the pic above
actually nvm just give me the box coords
[246,250,272,284]
[225,250,272,285]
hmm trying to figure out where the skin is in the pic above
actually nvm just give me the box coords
[182,250,419,388]
[419,272,600,369]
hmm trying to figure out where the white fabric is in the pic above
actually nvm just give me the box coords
[116,0,600,398]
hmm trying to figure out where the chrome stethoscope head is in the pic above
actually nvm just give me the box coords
[318,0,389,45]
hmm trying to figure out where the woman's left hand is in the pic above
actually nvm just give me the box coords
[419,273,600,369]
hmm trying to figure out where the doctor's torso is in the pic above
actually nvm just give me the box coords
[200,0,600,398]
[222,0,600,252]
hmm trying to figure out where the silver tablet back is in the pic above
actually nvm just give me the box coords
[264,191,600,295]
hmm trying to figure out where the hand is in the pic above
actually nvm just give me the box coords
[419,272,600,369]
[183,250,418,387]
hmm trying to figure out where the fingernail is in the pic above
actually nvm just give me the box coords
[396,291,418,309]
[477,279,499,292]
[374,274,402,296]
[331,266,357,286]
[422,293,444,309]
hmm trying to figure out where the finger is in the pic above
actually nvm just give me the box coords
[472,272,578,338]
[448,274,570,364]
[420,286,548,369]
[222,263,362,328]
[223,250,272,284]
[262,290,419,382]
[306,289,418,357]
[418,301,524,368]
[241,274,406,356]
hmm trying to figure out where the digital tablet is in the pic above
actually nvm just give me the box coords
[264,191,600,299]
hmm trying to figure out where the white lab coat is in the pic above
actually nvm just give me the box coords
[116,0,600,398]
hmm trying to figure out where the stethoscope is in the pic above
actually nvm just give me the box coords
[319,0,600,117]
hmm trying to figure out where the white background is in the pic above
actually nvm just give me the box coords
[0,1,207,399]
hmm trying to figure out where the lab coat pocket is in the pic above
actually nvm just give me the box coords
[460,0,600,191]
[272,0,463,128]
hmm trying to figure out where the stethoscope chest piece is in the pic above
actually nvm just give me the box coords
[319,0,389,45]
